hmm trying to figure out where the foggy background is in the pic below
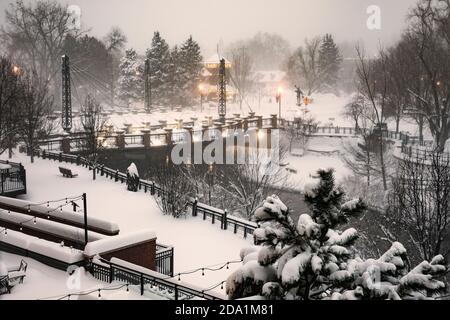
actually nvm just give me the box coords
[0,0,417,56]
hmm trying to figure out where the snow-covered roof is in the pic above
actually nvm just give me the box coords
[0,229,84,264]
[254,70,286,83]
[84,229,156,257]
[205,53,231,67]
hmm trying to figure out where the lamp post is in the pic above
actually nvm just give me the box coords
[198,84,206,113]
[206,163,214,206]
[276,87,283,120]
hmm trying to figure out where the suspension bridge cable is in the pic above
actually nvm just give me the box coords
[70,69,111,102]
[71,63,112,93]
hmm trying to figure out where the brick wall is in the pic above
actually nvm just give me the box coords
[100,238,156,270]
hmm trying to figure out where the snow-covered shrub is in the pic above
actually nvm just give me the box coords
[126,162,140,192]
[226,169,447,300]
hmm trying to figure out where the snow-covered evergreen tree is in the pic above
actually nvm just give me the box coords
[226,169,447,300]
[146,31,171,106]
[166,45,183,107]
[178,35,203,106]
[318,34,342,92]
[117,48,143,107]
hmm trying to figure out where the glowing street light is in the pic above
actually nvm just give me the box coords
[12,64,21,76]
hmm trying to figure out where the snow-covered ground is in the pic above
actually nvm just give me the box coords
[0,152,251,299]
[283,137,354,190]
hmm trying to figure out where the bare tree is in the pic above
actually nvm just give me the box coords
[342,134,382,187]
[285,107,317,153]
[17,73,54,163]
[342,94,365,132]
[228,47,254,111]
[79,94,107,164]
[286,37,323,95]
[147,162,191,218]
[0,56,21,157]
[355,46,390,190]
[215,145,290,218]
[103,27,127,107]
[1,0,81,95]
[389,152,450,261]
[405,0,450,151]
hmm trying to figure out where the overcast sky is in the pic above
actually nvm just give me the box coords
[0,0,417,56]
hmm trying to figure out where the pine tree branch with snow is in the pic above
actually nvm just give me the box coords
[226,169,447,300]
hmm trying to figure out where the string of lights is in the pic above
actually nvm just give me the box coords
[0,194,84,235]
[37,283,132,300]
[171,259,242,281]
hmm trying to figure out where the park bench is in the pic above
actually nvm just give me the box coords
[285,167,298,174]
[59,166,78,178]
[0,260,27,295]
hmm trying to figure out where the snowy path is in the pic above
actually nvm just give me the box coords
[0,153,251,298]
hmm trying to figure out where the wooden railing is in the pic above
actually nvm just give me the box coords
[90,258,223,300]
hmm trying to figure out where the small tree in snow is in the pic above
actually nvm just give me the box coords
[226,169,447,300]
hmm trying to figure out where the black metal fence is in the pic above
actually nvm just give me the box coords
[155,244,174,277]
[34,149,258,239]
[0,160,27,197]
[90,258,223,300]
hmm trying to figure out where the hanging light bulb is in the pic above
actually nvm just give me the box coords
[226,262,229,270]
[27,205,31,213]
[68,294,71,300]
[19,224,23,231]
[202,268,205,276]
[33,217,37,224]
[98,289,101,298]
[221,282,224,290]
[47,202,49,207]
[126,284,129,292]
[4,229,7,236]
[65,198,68,204]
[178,274,181,281]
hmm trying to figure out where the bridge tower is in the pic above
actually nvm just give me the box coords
[144,58,152,113]
[61,55,72,132]
[218,58,226,123]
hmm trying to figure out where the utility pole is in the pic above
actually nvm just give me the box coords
[218,58,227,123]
[82,193,88,246]
[144,58,152,113]
[61,55,72,132]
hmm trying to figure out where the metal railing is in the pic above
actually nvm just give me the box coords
[90,258,223,300]
[0,160,27,196]
[34,150,258,239]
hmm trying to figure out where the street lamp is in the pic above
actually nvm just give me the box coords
[199,84,206,112]
[12,64,21,76]
[276,87,283,120]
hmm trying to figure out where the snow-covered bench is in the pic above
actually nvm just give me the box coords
[59,166,78,178]
[0,260,27,294]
